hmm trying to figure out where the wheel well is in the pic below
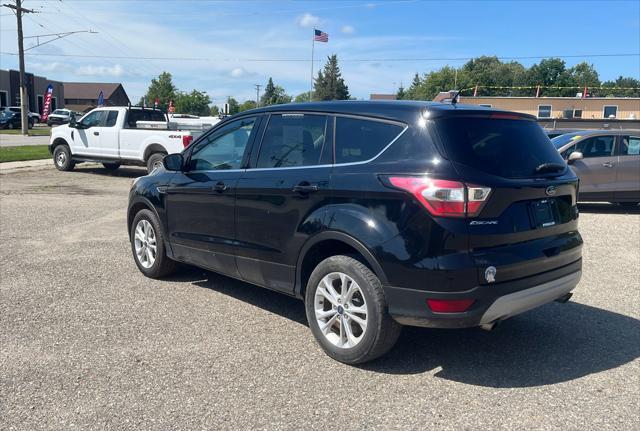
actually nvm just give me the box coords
[299,239,374,298]
[143,144,167,162]
[51,137,69,151]
[127,201,151,237]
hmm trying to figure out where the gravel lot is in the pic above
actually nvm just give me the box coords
[1,165,638,430]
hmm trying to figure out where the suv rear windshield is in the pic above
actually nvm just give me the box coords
[435,117,565,178]
[126,109,166,128]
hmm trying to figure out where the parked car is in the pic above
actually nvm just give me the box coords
[48,106,197,173]
[46,109,76,126]
[0,107,35,128]
[552,130,640,206]
[128,101,583,364]
[0,110,22,129]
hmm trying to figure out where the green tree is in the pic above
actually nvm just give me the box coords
[174,90,211,116]
[405,73,422,100]
[238,100,257,112]
[396,84,406,100]
[600,76,640,97]
[210,105,220,116]
[526,58,573,96]
[141,71,177,111]
[314,54,350,100]
[261,77,292,106]
[226,97,240,115]
[294,92,312,102]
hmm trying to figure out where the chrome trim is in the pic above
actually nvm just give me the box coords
[479,270,581,325]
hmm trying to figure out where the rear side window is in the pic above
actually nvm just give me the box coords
[256,114,327,168]
[436,117,565,178]
[335,117,404,164]
[125,109,166,128]
[105,111,118,127]
[620,136,640,156]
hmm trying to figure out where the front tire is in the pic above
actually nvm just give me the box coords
[53,145,75,171]
[130,209,176,278]
[305,255,401,364]
[146,153,166,174]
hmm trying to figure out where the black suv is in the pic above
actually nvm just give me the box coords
[128,101,582,364]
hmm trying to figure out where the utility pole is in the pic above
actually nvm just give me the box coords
[3,0,36,135]
[254,84,261,107]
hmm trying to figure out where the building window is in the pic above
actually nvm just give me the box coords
[37,95,44,115]
[603,106,617,119]
[479,104,492,108]
[50,97,57,112]
[0,90,7,107]
[573,109,582,119]
[537,105,552,118]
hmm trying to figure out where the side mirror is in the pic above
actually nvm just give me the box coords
[69,116,77,128]
[163,153,184,171]
[567,151,583,164]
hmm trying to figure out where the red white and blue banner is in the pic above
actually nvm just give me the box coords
[41,84,54,121]
[97,90,104,107]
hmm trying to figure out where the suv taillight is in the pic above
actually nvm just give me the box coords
[182,135,193,148]
[388,176,491,218]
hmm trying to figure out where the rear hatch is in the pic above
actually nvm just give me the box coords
[432,112,582,285]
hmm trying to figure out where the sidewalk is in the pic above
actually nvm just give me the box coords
[0,134,50,147]
[0,158,51,172]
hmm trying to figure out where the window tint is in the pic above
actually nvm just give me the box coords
[188,117,256,171]
[125,109,166,128]
[335,117,404,164]
[620,136,640,156]
[436,117,565,178]
[256,114,327,168]
[537,105,552,118]
[105,111,118,127]
[570,136,615,158]
[80,111,104,127]
[603,106,617,119]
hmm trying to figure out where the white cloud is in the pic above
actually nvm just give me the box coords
[229,67,254,78]
[297,13,320,28]
[341,25,355,34]
[76,64,125,77]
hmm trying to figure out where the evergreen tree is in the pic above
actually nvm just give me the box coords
[226,97,240,115]
[313,55,350,100]
[261,77,292,106]
[396,84,406,100]
[210,105,220,116]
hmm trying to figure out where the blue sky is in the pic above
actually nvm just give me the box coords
[1,0,639,107]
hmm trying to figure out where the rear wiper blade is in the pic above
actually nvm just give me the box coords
[535,162,566,174]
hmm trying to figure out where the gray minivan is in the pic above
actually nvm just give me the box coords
[552,130,640,206]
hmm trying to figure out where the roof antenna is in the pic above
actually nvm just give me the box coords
[451,90,461,105]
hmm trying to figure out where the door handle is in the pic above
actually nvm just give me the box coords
[292,183,319,193]
[93,131,99,136]
[602,162,614,168]
[213,181,228,192]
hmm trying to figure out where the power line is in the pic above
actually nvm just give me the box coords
[1,52,637,62]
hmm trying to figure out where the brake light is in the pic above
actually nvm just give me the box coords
[388,176,491,218]
[490,113,524,120]
[427,299,475,313]
[182,135,193,148]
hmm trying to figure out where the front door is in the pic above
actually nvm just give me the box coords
[615,134,640,202]
[235,113,332,293]
[165,116,259,277]
[72,110,105,156]
[567,135,617,200]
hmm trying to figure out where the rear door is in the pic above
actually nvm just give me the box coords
[566,135,617,200]
[234,112,332,293]
[165,116,260,276]
[433,114,582,285]
[615,134,640,202]
[95,110,120,158]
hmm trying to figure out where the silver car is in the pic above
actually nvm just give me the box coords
[552,130,640,207]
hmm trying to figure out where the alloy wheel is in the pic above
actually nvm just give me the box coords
[314,272,368,348]
[134,219,157,269]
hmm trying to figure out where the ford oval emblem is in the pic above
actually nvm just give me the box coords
[545,186,557,196]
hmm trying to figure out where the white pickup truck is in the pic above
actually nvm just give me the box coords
[49,106,199,173]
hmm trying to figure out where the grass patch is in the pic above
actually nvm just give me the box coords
[0,127,51,136]
[0,145,50,163]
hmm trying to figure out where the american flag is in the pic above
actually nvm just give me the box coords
[314,29,328,42]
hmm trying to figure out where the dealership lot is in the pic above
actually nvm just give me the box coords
[0,165,638,430]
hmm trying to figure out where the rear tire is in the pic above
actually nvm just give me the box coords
[53,145,75,171]
[102,162,121,171]
[28,119,34,129]
[305,255,401,364]
[146,153,166,173]
[130,209,177,278]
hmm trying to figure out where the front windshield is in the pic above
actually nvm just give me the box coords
[0,111,14,118]
[551,132,587,149]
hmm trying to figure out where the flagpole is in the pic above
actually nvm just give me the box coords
[310,28,315,102]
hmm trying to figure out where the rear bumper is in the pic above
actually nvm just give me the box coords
[385,258,582,328]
